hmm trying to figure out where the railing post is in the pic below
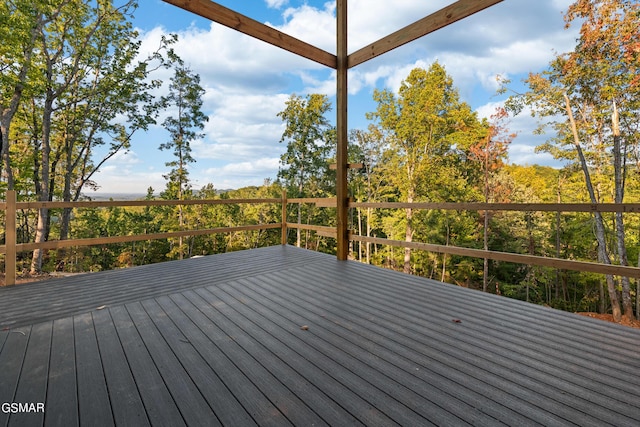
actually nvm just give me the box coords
[5,190,16,286]
[281,190,287,245]
[336,0,349,260]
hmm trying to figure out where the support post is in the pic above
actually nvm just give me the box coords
[281,189,288,245]
[5,190,16,286]
[336,0,349,260]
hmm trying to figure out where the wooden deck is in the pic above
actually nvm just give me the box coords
[1,245,639,426]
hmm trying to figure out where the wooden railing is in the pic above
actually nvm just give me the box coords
[0,190,339,286]
[349,201,640,279]
[2,190,640,285]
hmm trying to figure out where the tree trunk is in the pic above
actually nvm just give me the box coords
[0,120,15,190]
[564,93,621,321]
[612,102,634,320]
[31,96,54,274]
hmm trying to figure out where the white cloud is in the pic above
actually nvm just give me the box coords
[265,0,288,9]
[92,0,580,193]
[279,3,336,52]
[198,158,281,189]
[508,144,559,167]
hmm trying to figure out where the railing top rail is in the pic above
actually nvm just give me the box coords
[10,197,281,210]
[350,201,640,213]
[3,196,640,213]
[288,197,336,204]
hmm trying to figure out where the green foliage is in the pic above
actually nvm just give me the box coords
[504,0,640,320]
[367,63,489,274]
[278,93,334,197]
[159,63,208,198]
[2,0,638,319]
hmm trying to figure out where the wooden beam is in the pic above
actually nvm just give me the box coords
[162,0,337,68]
[336,0,348,260]
[348,0,504,68]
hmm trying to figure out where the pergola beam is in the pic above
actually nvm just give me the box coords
[162,0,504,261]
[162,0,337,68]
[348,0,504,68]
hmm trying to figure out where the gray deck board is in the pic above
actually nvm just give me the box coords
[8,322,51,427]
[0,247,317,329]
[124,301,221,427]
[92,309,150,427]
[0,326,30,427]
[74,313,114,427]
[107,305,186,427]
[0,245,639,426]
[295,260,640,425]
[45,318,78,427]
[141,297,262,427]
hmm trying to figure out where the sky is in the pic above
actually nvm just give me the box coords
[91,0,580,195]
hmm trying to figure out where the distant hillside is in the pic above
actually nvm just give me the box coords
[85,193,146,201]
[86,188,235,201]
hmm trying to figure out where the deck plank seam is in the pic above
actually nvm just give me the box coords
[141,297,260,426]
[0,326,31,427]
[0,249,322,329]
[298,266,640,420]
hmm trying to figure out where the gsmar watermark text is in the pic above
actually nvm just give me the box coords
[2,402,45,414]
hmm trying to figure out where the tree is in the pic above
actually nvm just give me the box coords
[159,63,208,259]
[507,0,639,322]
[277,94,333,248]
[0,0,48,190]
[7,1,173,273]
[348,126,389,263]
[469,107,516,291]
[368,64,487,274]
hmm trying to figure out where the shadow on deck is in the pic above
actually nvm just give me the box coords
[1,245,639,426]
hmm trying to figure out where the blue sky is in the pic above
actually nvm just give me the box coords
[93,0,579,194]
